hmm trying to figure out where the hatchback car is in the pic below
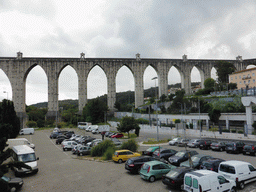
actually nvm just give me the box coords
[1,175,23,191]
[243,144,256,156]
[56,135,69,144]
[168,150,198,166]
[180,154,213,169]
[198,140,212,150]
[111,133,124,138]
[140,161,176,182]
[162,167,195,189]
[125,156,155,173]
[187,139,201,148]
[226,141,245,154]
[77,146,91,156]
[112,150,141,163]
[50,132,62,139]
[62,141,78,151]
[200,158,225,172]
[177,139,190,147]
[169,137,182,146]
[210,141,226,151]
[142,146,162,156]
[152,148,177,161]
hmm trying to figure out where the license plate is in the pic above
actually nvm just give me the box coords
[246,152,250,154]
[200,145,203,147]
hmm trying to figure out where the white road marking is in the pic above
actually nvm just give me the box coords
[45,133,69,157]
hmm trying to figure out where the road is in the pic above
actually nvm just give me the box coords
[8,128,256,192]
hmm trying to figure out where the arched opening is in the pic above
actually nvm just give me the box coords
[87,65,107,100]
[116,66,134,111]
[246,65,256,69]
[26,65,47,105]
[58,66,78,102]
[211,67,217,80]
[191,66,201,92]
[168,66,181,95]
[144,65,158,104]
[0,69,12,101]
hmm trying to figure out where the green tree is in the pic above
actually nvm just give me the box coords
[216,61,235,84]
[228,83,237,90]
[204,78,215,89]
[117,116,140,138]
[208,108,221,128]
[26,121,37,128]
[82,98,108,124]
[160,94,167,102]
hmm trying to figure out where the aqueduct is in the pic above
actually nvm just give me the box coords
[0,52,253,127]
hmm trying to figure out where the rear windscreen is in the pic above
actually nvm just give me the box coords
[219,164,235,174]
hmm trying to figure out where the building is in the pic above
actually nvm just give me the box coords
[229,67,256,89]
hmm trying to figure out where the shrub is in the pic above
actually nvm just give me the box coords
[91,140,115,157]
[175,119,181,124]
[231,129,236,133]
[222,129,229,133]
[103,147,115,160]
[252,131,256,135]
[238,130,244,134]
[119,139,138,152]
[26,121,37,128]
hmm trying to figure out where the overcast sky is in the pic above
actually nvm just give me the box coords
[1,0,256,105]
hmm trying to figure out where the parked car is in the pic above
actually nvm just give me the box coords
[108,132,115,138]
[187,139,201,148]
[71,144,83,154]
[200,158,225,172]
[139,160,176,182]
[152,148,177,161]
[81,136,95,145]
[198,140,212,150]
[1,175,24,191]
[62,141,78,151]
[77,146,91,156]
[112,150,141,163]
[243,144,256,156]
[104,131,110,137]
[142,146,162,156]
[111,138,122,146]
[210,141,226,151]
[56,135,69,144]
[180,154,213,169]
[162,167,195,189]
[50,132,62,139]
[125,156,155,173]
[168,150,198,166]
[169,137,182,146]
[218,160,256,189]
[225,141,245,154]
[111,133,124,138]
[184,170,236,192]
[64,131,75,138]
[177,139,190,147]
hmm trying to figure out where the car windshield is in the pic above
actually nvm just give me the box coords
[191,156,200,163]
[166,170,179,178]
[146,148,154,152]
[175,152,185,157]
[173,138,179,141]
[202,162,213,169]
[1,176,10,182]
[18,153,36,163]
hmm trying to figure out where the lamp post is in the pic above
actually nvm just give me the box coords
[151,77,159,141]
[198,98,201,140]
[178,102,185,139]
[3,91,8,100]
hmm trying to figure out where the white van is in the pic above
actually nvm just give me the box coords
[19,128,34,135]
[11,145,39,176]
[7,138,35,149]
[184,170,236,192]
[218,160,256,189]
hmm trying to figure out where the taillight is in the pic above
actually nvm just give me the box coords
[236,177,238,182]
[199,185,202,192]
[211,168,213,171]
[171,180,175,184]
[216,145,219,147]
[205,141,206,145]
[243,146,245,149]
[252,146,255,150]
[157,152,160,156]
[147,166,150,173]
[129,164,135,167]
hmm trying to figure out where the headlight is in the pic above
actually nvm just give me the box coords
[19,182,23,185]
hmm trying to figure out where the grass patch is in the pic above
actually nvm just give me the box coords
[142,138,169,144]
[122,133,137,138]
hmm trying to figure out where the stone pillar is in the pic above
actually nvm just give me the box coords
[241,96,256,135]
[206,119,209,130]
[225,116,229,130]
[46,73,59,120]
[201,67,211,89]
[134,70,144,108]
[183,70,191,94]
[158,62,168,98]
[78,74,87,115]
[11,76,28,129]
[107,72,116,110]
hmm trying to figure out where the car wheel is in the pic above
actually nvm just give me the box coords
[239,181,245,189]
[118,159,123,164]
[149,176,155,182]
[230,187,237,192]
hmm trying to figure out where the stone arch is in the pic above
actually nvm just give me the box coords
[0,69,12,101]
[211,67,217,80]
[168,65,182,94]
[58,65,78,101]
[143,65,158,98]
[191,65,202,89]
[246,64,256,69]
[87,65,107,99]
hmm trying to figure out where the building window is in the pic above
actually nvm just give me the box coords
[248,80,250,84]
[244,81,246,84]
[243,75,246,78]
[231,77,233,80]
[248,74,251,78]
[253,73,255,76]
[235,76,237,79]
[239,75,241,79]
[240,81,242,84]
[253,79,255,83]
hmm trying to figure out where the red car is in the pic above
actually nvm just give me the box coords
[111,133,124,138]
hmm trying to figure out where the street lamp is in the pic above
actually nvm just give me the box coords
[198,98,201,140]
[3,91,8,100]
[151,76,159,141]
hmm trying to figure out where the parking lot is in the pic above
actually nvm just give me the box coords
[10,128,256,192]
